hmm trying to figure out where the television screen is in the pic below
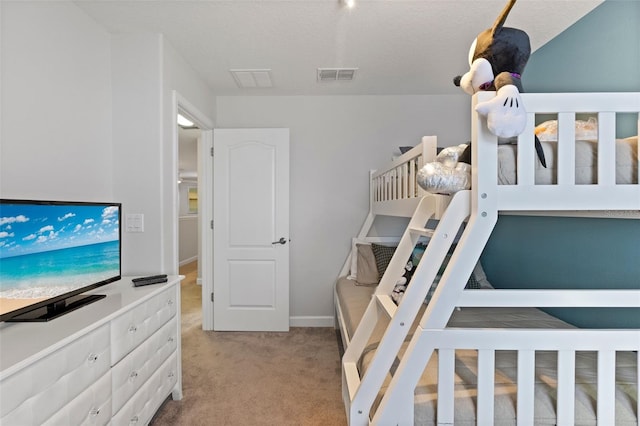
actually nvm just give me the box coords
[0,199,121,322]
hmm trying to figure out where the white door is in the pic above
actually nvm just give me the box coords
[213,128,290,331]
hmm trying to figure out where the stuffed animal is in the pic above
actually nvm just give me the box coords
[455,0,530,138]
[417,144,471,194]
[390,244,427,304]
[391,260,416,305]
[418,0,546,195]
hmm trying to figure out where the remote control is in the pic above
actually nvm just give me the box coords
[133,277,168,287]
[132,274,167,283]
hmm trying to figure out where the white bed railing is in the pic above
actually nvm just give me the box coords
[369,93,640,217]
[473,92,640,213]
[370,136,442,217]
[381,328,640,426]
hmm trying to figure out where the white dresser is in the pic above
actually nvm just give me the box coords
[0,276,183,425]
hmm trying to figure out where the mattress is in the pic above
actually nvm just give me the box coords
[497,137,638,185]
[336,277,639,425]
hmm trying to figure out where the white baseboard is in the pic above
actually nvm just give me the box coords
[289,316,334,327]
[179,256,198,267]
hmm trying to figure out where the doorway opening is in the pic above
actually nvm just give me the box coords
[178,120,203,327]
[173,91,214,330]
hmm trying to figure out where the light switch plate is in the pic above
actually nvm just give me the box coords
[126,213,144,232]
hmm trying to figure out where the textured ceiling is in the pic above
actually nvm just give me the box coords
[75,0,603,96]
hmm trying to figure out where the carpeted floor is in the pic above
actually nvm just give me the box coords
[150,262,347,426]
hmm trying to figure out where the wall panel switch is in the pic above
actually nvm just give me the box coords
[126,213,144,232]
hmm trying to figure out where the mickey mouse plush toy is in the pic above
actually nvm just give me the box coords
[455,0,531,139]
[418,0,546,194]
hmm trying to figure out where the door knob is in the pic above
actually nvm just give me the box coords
[271,237,288,245]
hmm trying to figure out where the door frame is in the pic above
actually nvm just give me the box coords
[172,91,214,330]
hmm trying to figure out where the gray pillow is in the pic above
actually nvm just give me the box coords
[355,244,379,285]
[371,243,397,281]
[425,259,493,305]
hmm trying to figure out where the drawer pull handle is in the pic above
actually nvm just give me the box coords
[87,353,99,363]
[128,325,137,333]
[129,415,139,425]
[129,371,138,381]
[90,408,100,417]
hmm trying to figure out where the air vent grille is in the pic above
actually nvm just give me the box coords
[317,68,358,82]
[230,69,273,88]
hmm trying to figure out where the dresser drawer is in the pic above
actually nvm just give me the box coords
[111,352,178,426]
[42,371,112,426]
[111,316,177,414]
[0,323,110,425]
[110,286,177,364]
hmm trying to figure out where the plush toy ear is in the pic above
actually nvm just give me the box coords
[473,0,518,64]
[491,0,516,36]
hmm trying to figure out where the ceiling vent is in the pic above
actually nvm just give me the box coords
[317,68,358,82]
[230,69,273,88]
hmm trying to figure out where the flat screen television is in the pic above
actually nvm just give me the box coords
[0,199,121,322]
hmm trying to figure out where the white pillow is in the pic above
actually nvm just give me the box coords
[535,117,598,142]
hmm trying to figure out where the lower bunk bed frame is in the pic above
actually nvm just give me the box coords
[337,91,640,425]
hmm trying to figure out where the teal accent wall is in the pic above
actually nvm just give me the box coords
[481,216,640,328]
[479,1,640,329]
[524,0,640,137]
[525,0,640,93]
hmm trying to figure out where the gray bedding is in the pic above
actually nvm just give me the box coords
[497,137,638,185]
[336,277,639,425]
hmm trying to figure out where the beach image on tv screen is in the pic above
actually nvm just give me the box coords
[0,203,120,316]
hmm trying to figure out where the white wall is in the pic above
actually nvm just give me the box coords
[178,182,198,266]
[110,33,164,275]
[2,2,215,278]
[110,33,215,276]
[162,39,215,274]
[216,95,469,321]
[1,1,112,201]
[178,215,198,265]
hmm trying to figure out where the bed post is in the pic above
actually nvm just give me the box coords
[356,170,377,240]
[419,136,438,199]
[337,169,377,279]
[421,135,437,163]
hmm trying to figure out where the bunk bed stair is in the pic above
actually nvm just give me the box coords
[344,190,490,424]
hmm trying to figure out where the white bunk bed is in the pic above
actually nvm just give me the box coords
[336,91,640,425]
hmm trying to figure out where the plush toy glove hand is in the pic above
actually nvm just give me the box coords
[475,85,526,138]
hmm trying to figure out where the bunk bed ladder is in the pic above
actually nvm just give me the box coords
[373,196,499,425]
[343,191,472,425]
